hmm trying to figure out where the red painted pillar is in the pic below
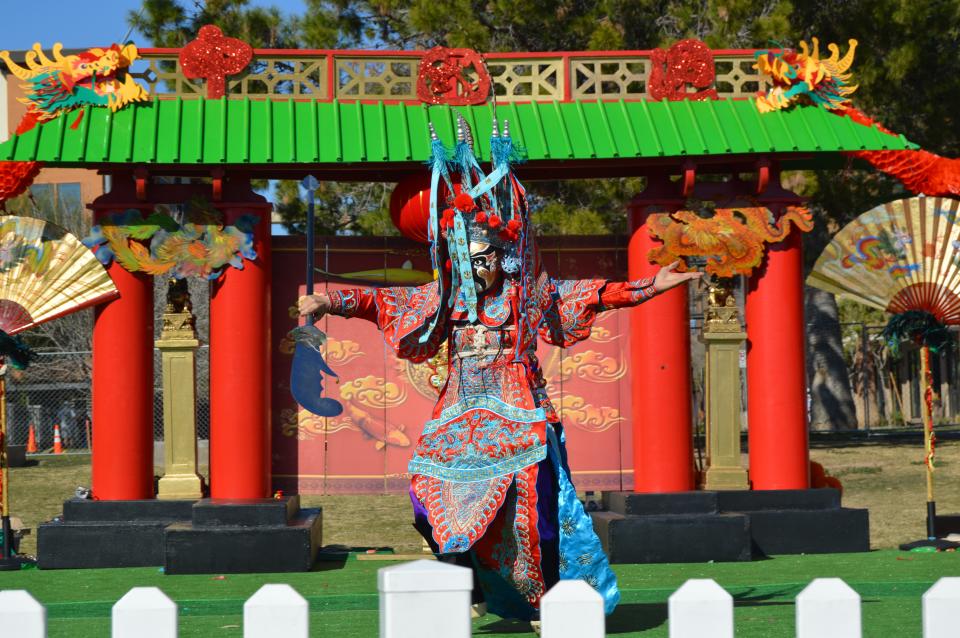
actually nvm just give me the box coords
[746,226,809,489]
[209,187,272,498]
[91,194,155,500]
[628,197,694,493]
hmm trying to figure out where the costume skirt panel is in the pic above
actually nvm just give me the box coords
[409,422,619,620]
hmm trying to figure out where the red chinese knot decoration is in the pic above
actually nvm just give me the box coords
[648,39,718,101]
[0,161,42,208]
[179,25,254,99]
[416,46,491,106]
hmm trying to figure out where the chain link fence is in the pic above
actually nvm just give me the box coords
[5,348,210,453]
[5,352,91,452]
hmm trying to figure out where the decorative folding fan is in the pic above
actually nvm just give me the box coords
[0,215,118,337]
[808,197,960,322]
[0,215,117,569]
[808,195,960,550]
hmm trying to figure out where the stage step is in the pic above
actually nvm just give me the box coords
[592,511,751,563]
[592,488,870,564]
[164,508,322,574]
[36,496,323,572]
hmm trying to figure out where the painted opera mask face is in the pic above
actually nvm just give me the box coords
[469,241,502,295]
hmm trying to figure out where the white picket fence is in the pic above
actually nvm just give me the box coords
[2,560,959,637]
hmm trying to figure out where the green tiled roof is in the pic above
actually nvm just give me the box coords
[0,98,916,166]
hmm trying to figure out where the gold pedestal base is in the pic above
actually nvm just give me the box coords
[701,280,749,492]
[704,466,750,491]
[157,474,204,500]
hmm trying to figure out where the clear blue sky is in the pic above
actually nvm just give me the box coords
[0,0,309,52]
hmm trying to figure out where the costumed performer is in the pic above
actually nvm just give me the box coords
[298,117,700,626]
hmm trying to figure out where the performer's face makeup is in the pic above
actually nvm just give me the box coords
[469,241,501,295]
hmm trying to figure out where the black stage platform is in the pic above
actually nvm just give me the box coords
[591,488,870,563]
[37,496,322,573]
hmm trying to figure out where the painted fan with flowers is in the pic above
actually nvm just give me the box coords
[0,215,117,569]
[808,195,960,550]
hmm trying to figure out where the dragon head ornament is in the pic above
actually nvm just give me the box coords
[0,42,149,134]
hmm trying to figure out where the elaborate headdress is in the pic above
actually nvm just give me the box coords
[423,112,532,332]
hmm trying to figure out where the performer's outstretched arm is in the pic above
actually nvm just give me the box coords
[540,261,700,347]
[600,260,701,310]
[298,289,379,323]
[299,282,448,363]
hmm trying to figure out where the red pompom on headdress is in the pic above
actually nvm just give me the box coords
[454,193,475,212]
[474,211,488,224]
[440,207,456,231]
[487,215,502,230]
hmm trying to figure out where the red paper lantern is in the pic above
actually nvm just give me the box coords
[389,176,470,243]
[390,176,434,243]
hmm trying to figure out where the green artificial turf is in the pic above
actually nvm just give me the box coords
[1,550,958,636]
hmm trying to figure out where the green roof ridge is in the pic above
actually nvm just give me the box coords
[0,98,918,168]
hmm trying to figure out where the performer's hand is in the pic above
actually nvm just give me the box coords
[298,293,331,318]
[654,261,702,292]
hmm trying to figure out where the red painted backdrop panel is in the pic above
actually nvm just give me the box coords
[270,235,636,494]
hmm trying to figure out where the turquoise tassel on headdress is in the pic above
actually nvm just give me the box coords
[454,113,481,190]
[426,122,450,269]
[450,214,478,322]
[420,122,451,344]
[491,117,525,172]
[490,116,510,170]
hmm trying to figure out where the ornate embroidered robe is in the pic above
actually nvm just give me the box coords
[327,274,657,620]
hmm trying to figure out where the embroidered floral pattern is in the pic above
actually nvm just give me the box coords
[413,472,513,553]
[539,279,606,347]
[328,288,374,317]
[376,283,447,362]
[474,467,545,607]
[410,399,547,482]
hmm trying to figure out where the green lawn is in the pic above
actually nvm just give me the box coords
[5,440,960,635]
[0,551,958,636]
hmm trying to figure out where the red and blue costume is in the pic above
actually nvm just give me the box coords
[320,116,662,619]
[327,272,659,618]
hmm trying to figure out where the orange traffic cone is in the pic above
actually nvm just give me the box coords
[53,424,63,454]
[26,423,37,453]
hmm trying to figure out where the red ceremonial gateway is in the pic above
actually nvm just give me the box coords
[1,33,953,573]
